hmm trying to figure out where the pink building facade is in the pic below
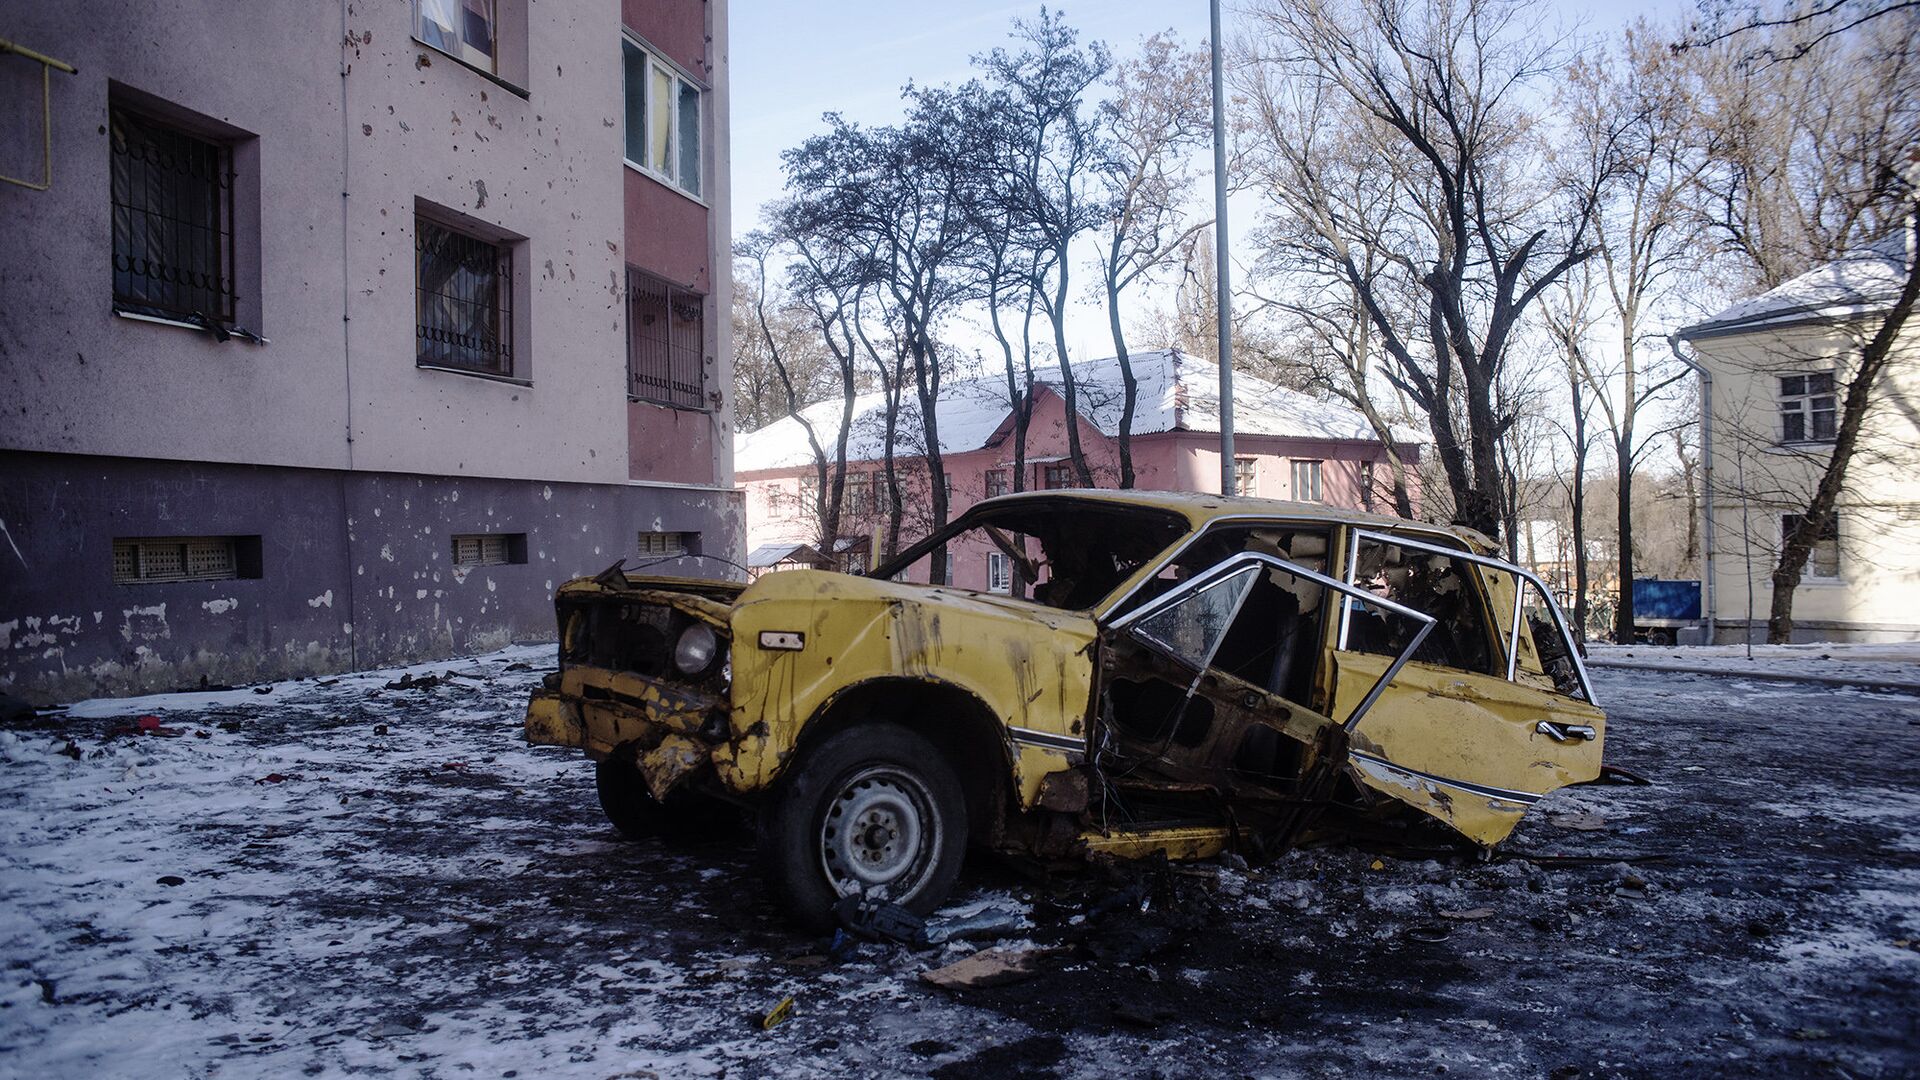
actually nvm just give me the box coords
[738,351,1422,591]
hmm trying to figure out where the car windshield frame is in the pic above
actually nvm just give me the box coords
[868,496,1192,613]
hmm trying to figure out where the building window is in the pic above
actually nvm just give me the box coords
[451,533,526,566]
[1782,513,1840,579]
[1291,459,1323,502]
[415,0,497,72]
[622,38,704,198]
[1359,461,1377,512]
[110,105,235,324]
[841,550,868,575]
[988,553,1012,594]
[1779,372,1837,443]
[113,536,262,584]
[638,531,696,558]
[1042,464,1072,490]
[984,469,1010,499]
[417,217,513,375]
[1233,457,1257,496]
[627,268,706,409]
[841,473,870,519]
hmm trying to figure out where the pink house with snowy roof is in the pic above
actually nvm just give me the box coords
[735,350,1422,589]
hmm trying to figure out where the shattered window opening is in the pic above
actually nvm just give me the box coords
[874,500,1188,610]
[1342,528,1596,704]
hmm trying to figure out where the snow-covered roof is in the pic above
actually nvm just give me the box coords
[735,349,1415,473]
[747,542,824,567]
[1680,224,1915,339]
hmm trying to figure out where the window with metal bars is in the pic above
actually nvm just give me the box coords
[451,533,525,566]
[417,216,513,375]
[626,268,706,408]
[112,536,262,584]
[110,105,236,324]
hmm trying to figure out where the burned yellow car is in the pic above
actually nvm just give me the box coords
[525,491,1603,928]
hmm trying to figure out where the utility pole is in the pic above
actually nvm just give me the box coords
[1209,0,1235,496]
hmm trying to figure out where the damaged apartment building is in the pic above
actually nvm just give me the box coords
[0,0,740,703]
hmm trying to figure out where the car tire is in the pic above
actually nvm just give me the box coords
[596,747,672,840]
[759,724,968,933]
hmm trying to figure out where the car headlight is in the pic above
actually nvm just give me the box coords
[673,624,720,675]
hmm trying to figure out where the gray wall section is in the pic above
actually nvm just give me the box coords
[0,451,743,704]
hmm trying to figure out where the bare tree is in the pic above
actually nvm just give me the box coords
[978,10,1112,488]
[735,230,855,554]
[729,267,836,433]
[1096,32,1213,488]
[1685,5,1920,285]
[1561,21,1703,640]
[1238,0,1605,541]
[1541,271,1602,639]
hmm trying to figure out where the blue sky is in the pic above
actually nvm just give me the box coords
[728,0,1685,233]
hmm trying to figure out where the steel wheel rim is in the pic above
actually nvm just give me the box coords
[818,765,939,900]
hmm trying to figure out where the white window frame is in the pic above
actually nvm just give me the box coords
[414,0,498,74]
[1777,371,1837,444]
[622,34,706,202]
[1233,457,1257,496]
[987,552,1012,594]
[1291,459,1323,503]
[1781,513,1842,581]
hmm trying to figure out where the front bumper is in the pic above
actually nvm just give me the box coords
[524,666,728,801]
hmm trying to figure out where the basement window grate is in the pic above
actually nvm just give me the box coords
[452,533,527,566]
[113,536,262,584]
[638,531,695,558]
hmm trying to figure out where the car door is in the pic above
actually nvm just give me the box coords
[1327,527,1604,847]
[1094,541,1438,859]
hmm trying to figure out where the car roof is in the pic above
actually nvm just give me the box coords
[973,488,1499,553]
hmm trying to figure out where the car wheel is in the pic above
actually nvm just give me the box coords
[596,744,738,842]
[596,747,671,840]
[759,724,968,933]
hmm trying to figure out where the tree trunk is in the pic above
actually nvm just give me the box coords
[1106,275,1138,489]
[1570,376,1590,643]
[1767,216,1920,643]
[1050,244,1094,487]
[1613,433,1635,643]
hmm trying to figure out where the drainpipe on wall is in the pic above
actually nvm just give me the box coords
[1666,334,1715,644]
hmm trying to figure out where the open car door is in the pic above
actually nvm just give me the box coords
[1095,549,1439,861]
[1328,529,1604,847]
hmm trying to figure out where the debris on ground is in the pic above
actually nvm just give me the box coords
[3,647,1915,1077]
[920,946,1060,991]
[757,996,794,1030]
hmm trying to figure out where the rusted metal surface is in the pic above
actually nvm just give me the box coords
[527,490,1607,873]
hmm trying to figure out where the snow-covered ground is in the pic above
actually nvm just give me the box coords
[2,650,1917,1078]
[1589,641,1920,687]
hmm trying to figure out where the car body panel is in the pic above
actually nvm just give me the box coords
[714,568,1096,808]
